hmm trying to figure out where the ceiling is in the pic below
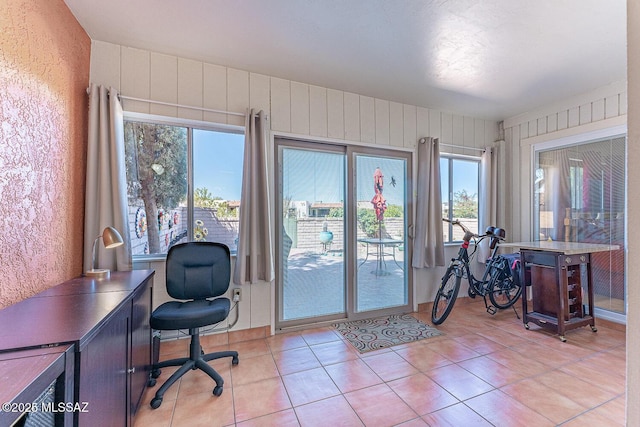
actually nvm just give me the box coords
[63,0,627,121]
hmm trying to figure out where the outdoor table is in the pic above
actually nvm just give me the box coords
[357,237,404,276]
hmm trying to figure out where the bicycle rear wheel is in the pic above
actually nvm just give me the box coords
[488,267,522,309]
[431,269,461,325]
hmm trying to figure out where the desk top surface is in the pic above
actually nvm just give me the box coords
[0,270,154,353]
[500,241,620,255]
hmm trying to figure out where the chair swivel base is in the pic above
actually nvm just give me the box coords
[149,332,239,409]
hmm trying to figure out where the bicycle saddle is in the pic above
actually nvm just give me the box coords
[490,228,506,249]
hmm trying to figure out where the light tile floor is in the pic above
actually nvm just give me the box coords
[134,298,626,426]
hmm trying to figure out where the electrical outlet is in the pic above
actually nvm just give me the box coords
[232,288,241,302]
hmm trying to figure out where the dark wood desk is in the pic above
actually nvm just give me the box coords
[0,345,74,426]
[0,270,154,426]
[501,242,617,341]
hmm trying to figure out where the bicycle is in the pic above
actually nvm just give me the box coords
[431,218,522,325]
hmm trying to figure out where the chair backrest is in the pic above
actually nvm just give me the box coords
[165,242,231,300]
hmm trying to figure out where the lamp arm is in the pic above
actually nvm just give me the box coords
[91,235,102,271]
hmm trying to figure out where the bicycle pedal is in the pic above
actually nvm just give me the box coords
[486,306,497,315]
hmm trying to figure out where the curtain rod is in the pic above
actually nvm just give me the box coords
[440,143,485,153]
[86,86,249,118]
[419,137,485,152]
[119,95,246,118]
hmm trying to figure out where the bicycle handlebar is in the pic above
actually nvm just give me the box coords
[443,218,479,242]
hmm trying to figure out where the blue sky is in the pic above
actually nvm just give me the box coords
[191,132,478,205]
[193,129,244,200]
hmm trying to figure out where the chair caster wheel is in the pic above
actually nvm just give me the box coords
[524,323,530,330]
[148,378,156,387]
[151,368,161,378]
[213,386,223,396]
[559,335,566,342]
[150,397,163,409]
[232,356,239,365]
[590,325,598,332]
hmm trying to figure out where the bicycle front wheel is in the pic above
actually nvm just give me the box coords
[431,269,461,325]
[488,269,522,309]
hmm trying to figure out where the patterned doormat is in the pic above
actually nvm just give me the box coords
[333,314,443,353]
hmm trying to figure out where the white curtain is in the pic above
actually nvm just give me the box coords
[83,84,132,272]
[478,146,498,262]
[412,137,445,268]
[233,109,274,284]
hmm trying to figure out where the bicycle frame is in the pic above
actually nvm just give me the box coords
[442,220,519,316]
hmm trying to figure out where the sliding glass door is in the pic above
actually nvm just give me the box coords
[276,138,412,329]
[354,153,409,312]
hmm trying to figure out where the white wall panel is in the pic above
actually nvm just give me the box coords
[343,92,360,141]
[177,58,203,121]
[309,85,328,137]
[389,102,403,147]
[579,102,592,125]
[462,116,474,148]
[428,109,440,139]
[150,52,177,116]
[537,117,546,136]
[374,98,390,145]
[568,106,580,127]
[327,89,345,139]
[605,94,620,118]
[472,119,484,148]
[557,110,568,130]
[528,119,537,138]
[327,89,344,139]
[203,63,227,123]
[227,68,249,126]
[90,41,121,90]
[592,99,605,122]
[441,113,453,147]
[290,81,310,135]
[403,104,417,148]
[452,115,464,148]
[121,47,150,114]
[620,91,628,115]
[249,73,270,115]
[547,113,558,133]
[359,96,375,143]
[270,77,291,132]
[416,107,429,140]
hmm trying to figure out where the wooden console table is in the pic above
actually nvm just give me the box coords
[501,241,618,342]
[0,269,154,426]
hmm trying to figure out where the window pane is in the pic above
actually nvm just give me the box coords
[534,136,626,315]
[440,158,450,241]
[193,129,244,253]
[452,159,479,236]
[125,121,188,256]
[124,118,244,256]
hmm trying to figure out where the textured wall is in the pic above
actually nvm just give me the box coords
[0,0,90,307]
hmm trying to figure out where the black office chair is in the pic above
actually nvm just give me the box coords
[149,242,239,409]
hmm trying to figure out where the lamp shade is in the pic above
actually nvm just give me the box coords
[85,226,124,279]
[102,226,124,248]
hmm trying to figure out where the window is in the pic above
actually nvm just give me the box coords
[534,133,626,316]
[124,114,244,256]
[440,155,480,242]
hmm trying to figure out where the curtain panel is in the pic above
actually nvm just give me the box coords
[412,137,445,268]
[233,109,275,284]
[83,84,132,272]
[478,146,498,262]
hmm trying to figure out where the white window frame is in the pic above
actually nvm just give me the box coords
[123,112,244,260]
